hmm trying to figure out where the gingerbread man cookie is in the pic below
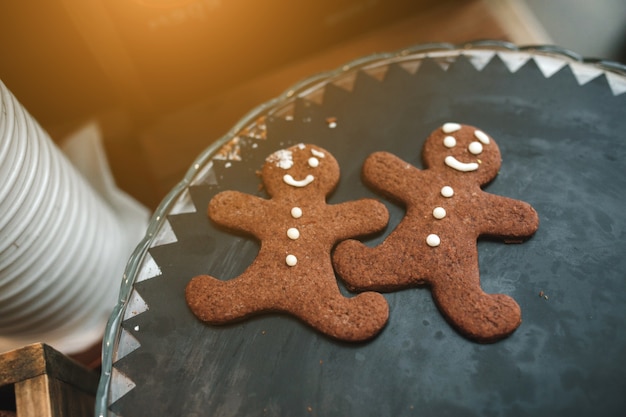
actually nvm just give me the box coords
[186,143,389,341]
[333,123,539,343]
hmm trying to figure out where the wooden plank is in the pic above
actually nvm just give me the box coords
[46,377,95,417]
[0,345,46,387]
[40,346,99,396]
[14,375,51,417]
[14,375,94,417]
[0,344,98,395]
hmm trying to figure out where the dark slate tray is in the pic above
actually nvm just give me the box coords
[97,44,626,417]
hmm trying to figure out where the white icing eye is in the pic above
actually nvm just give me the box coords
[468,141,483,155]
[443,136,456,148]
[442,123,461,133]
[311,149,325,158]
[308,157,319,168]
[474,129,490,144]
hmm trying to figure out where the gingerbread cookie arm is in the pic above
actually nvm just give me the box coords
[330,199,391,291]
[330,199,389,241]
[208,190,268,234]
[333,238,405,292]
[478,193,539,241]
[362,152,421,204]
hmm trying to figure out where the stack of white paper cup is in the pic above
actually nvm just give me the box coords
[0,79,142,354]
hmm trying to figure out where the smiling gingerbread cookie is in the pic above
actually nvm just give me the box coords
[332,123,539,343]
[186,143,390,341]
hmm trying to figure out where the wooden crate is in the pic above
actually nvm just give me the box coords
[0,344,99,417]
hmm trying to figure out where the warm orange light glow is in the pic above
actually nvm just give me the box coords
[133,0,198,9]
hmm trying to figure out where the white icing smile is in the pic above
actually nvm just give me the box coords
[283,174,315,187]
[445,156,479,172]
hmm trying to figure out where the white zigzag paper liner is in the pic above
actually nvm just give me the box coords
[114,327,141,363]
[109,366,137,405]
[122,289,149,322]
[168,187,197,215]
[134,252,162,283]
[350,50,624,96]
[147,219,178,249]
[98,44,626,416]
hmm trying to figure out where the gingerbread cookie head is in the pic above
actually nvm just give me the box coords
[262,143,340,198]
[422,123,501,186]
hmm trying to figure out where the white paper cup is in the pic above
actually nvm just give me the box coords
[0,79,146,354]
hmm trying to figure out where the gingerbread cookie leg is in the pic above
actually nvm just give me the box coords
[186,271,389,341]
[296,290,389,341]
[430,270,522,343]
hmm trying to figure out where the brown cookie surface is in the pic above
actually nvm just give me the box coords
[186,143,389,341]
[333,123,539,343]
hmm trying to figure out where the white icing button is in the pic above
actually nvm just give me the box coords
[308,157,319,168]
[426,234,441,247]
[433,207,446,219]
[468,141,483,155]
[291,207,303,218]
[474,129,490,144]
[443,136,456,148]
[442,122,461,133]
[441,186,454,197]
[287,228,300,240]
[286,254,298,266]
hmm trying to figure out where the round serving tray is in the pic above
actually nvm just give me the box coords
[96,41,626,417]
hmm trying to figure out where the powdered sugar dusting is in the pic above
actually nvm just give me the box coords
[267,149,294,169]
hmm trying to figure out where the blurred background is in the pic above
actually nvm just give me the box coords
[1,0,624,210]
